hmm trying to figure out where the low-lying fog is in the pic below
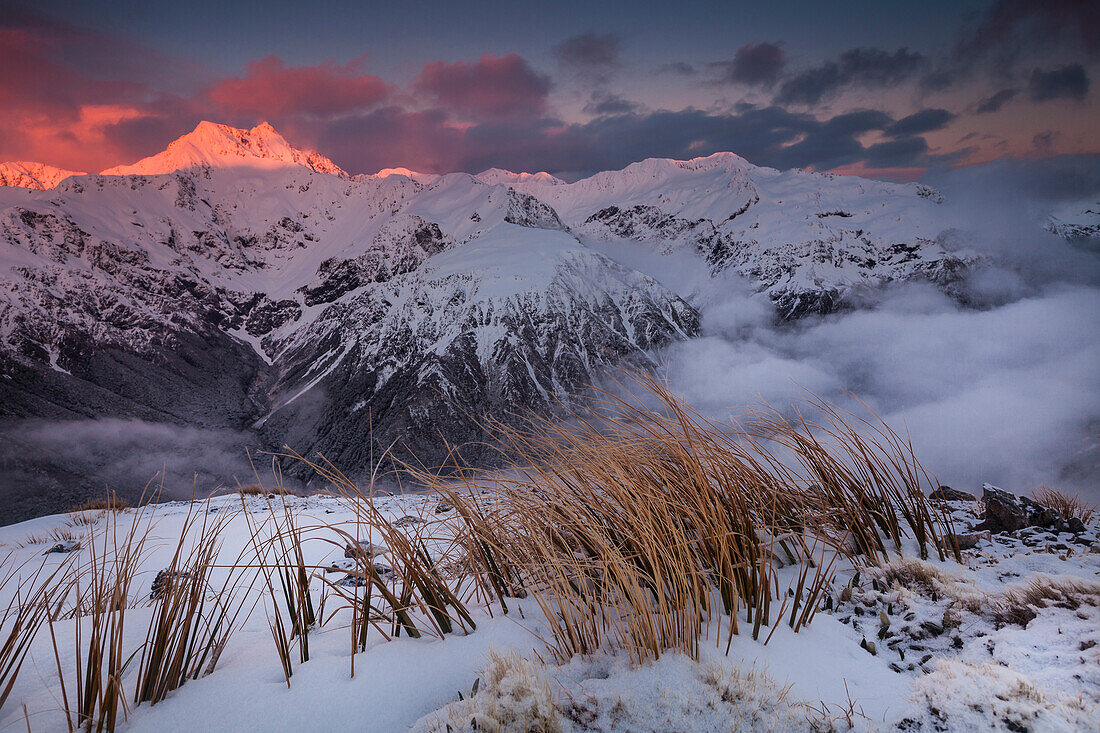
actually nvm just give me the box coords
[595,155,1100,501]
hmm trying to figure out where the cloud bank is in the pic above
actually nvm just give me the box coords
[606,156,1100,501]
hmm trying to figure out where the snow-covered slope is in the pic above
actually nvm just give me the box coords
[501,152,977,317]
[1047,199,1100,240]
[0,161,85,190]
[102,121,347,177]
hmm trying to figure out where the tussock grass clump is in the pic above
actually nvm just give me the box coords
[904,660,1099,731]
[864,557,985,613]
[14,532,51,548]
[992,575,1100,627]
[47,500,159,731]
[295,455,477,641]
[415,648,562,733]
[415,374,954,665]
[0,553,74,714]
[134,503,259,706]
[236,483,295,497]
[1033,486,1095,524]
[70,493,130,514]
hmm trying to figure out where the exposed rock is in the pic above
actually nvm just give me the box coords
[929,486,977,502]
[344,540,387,560]
[43,539,80,554]
[974,484,1058,534]
[939,531,989,552]
[150,569,190,599]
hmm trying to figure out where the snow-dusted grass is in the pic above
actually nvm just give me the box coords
[0,387,1096,730]
[415,374,956,668]
[903,660,1099,732]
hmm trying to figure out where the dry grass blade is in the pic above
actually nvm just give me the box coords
[413,371,956,665]
[47,486,161,732]
[0,552,75,714]
[134,501,260,707]
[1033,485,1095,524]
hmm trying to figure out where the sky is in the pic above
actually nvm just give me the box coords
[2,0,1098,179]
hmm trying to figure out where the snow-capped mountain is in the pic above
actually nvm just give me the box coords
[0,162,85,191]
[1047,199,1100,240]
[476,168,565,187]
[101,121,347,177]
[501,152,976,317]
[0,121,990,495]
[365,167,439,185]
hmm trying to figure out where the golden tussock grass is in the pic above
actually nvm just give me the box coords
[992,575,1100,627]
[70,492,130,514]
[1033,485,1096,524]
[134,502,260,707]
[0,375,967,727]
[235,483,296,497]
[0,552,73,715]
[410,373,956,665]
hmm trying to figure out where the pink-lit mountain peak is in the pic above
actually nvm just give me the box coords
[100,121,347,177]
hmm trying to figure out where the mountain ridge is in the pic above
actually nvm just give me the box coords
[0,120,1025,514]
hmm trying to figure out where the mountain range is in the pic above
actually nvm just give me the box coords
[0,121,1009,514]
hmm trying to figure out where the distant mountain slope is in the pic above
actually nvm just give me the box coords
[0,126,697,497]
[476,168,565,186]
[0,162,85,191]
[498,152,977,317]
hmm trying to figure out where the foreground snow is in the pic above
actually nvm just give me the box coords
[0,489,1095,732]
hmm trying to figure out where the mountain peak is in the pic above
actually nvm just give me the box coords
[362,167,439,185]
[101,121,347,178]
[0,161,85,190]
[476,168,565,186]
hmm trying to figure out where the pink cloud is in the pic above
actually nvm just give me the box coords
[208,56,390,118]
[413,52,551,120]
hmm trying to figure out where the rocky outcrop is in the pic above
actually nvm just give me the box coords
[974,484,1085,535]
[929,486,978,502]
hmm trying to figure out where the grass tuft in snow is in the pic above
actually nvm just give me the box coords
[901,660,1099,732]
[414,372,956,665]
[1033,485,1096,524]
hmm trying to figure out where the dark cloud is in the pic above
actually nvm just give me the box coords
[309,106,463,174]
[975,88,1020,113]
[583,92,640,116]
[552,32,621,82]
[1028,64,1090,101]
[1033,130,1060,153]
[657,61,696,76]
[863,136,930,168]
[308,102,951,180]
[885,108,955,137]
[0,6,147,120]
[776,47,925,105]
[955,0,1100,63]
[710,42,785,86]
[413,52,551,120]
[208,56,389,118]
